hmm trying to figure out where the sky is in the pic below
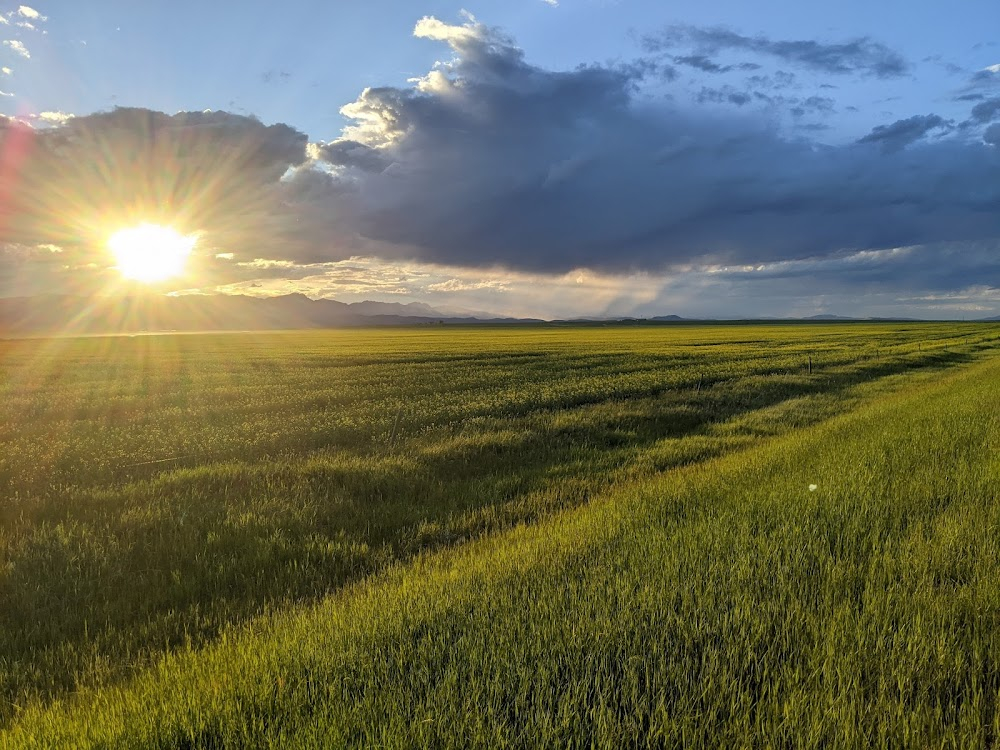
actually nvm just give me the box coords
[0,0,998,319]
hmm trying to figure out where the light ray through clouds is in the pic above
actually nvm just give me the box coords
[1,11,999,319]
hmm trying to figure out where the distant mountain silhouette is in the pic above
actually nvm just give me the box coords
[346,300,446,317]
[804,314,926,322]
[1,294,989,336]
[0,294,531,335]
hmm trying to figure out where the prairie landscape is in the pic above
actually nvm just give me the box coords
[3,0,999,746]
[3,323,1000,747]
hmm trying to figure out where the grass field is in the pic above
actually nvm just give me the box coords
[2,323,999,747]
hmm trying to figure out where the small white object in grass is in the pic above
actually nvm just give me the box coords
[809,484,818,491]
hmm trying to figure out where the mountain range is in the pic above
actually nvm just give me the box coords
[0,294,529,336]
[1,295,998,336]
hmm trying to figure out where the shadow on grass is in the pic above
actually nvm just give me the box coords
[0,345,985,722]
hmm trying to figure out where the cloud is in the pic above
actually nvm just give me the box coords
[35,111,74,123]
[4,108,310,259]
[643,25,909,78]
[702,242,1000,302]
[985,123,1000,146]
[695,85,752,106]
[425,278,509,292]
[16,6,45,21]
[857,114,951,151]
[541,0,559,6]
[671,55,760,74]
[188,243,1000,320]
[276,16,997,276]
[317,139,388,172]
[192,257,665,319]
[797,95,835,114]
[3,39,29,58]
[745,71,796,90]
[7,15,1000,309]
[964,65,1000,93]
[260,69,291,84]
[922,55,965,77]
[621,242,1000,319]
[970,97,1000,123]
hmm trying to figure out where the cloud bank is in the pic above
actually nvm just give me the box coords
[2,14,999,317]
[287,15,998,274]
[3,108,309,255]
[642,25,909,78]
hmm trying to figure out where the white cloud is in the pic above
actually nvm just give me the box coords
[426,278,510,292]
[541,0,559,6]
[15,21,34,30]
[1,67,10,75]
[37,111,74,123]
[0,89,12,97]
[193,256,664,319]
[235,258,298,270]
[413,13,483,46]
[17,6,46,21]
[3,40,29,58]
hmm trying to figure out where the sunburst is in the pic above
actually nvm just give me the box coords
[107,223,197,283]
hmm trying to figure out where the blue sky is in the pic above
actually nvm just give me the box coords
[10,0,997,141]
[2,1,999,318]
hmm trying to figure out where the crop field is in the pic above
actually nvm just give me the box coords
[2,323,1000,747]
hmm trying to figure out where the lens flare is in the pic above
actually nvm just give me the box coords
[108,223,196,283]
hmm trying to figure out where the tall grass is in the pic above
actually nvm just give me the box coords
[1,323,998,745]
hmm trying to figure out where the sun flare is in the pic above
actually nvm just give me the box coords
[108,223,197,283]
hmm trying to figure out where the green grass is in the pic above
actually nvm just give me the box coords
[2,323,999,746]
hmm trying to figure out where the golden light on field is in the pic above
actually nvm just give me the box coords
[108,223,197,283]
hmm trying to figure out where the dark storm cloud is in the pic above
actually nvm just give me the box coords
[695,85,752,106]
[969,97,1000,123]
[318,139,390,172]
[625,241,1000,320]
[6,17,1000,293]
[711,243,1000,293]
[643,25,909,78]
[2,108,309,255]
[856,114,951,151]
[697,86,833,115]
[787,96,836,118]
[970,67,1000,86]
[671,55,760,74]
[957,67,1000,100]
[278,16,998,275]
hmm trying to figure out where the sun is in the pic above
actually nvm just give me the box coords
[108,223,197,283]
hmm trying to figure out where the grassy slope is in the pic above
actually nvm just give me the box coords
[6,338,1000,747]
